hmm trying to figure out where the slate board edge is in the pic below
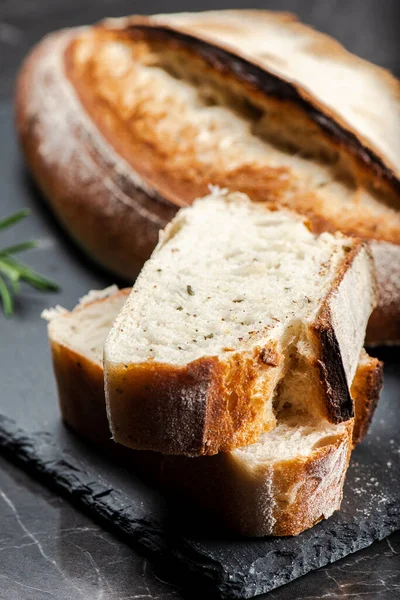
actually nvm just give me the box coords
[0,414,399,599]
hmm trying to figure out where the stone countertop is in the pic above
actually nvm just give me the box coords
[0,1,399,598]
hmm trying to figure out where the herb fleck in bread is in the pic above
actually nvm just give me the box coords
[103,192,375,456]
[44,286,383,537]
[16,11,400,344]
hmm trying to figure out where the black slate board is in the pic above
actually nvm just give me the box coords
[0,101,399,599]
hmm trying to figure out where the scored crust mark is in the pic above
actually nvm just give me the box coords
[127,24,400,199]
[64,22,400,245]
[150,9,400,180]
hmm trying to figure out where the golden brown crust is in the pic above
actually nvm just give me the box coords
[123,22,400,199]
[52,332,353,536]
[63,23,400,243]
[161,421,353,537]
[49,289,130,449]
[105,348,282,456]
[51,341,108,445]
[15,30,175,279]
[51,287,381,451]
[270,427,352,536]
[351,353,383,445]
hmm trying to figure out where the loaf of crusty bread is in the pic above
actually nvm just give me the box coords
[16,10,400,345]
[43,285,383,537]
[102,191,375,456]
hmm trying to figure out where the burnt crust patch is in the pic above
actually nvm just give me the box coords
[315,323,354,423]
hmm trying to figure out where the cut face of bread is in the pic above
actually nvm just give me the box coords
[44,287,382,536]
[104,192,376,455]
[66,19,400,244]
[45,286,129,445]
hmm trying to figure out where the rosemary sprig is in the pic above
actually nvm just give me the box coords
[0,209,60,316]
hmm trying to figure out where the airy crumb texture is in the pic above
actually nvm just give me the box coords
[48,288,128,365]
[233,417,346,465]
[106,190,348,367]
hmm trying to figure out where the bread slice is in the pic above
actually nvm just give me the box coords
[102,191,375,456]
[42,286,128,447]
[44,286,383,536]
[15,11,400,345]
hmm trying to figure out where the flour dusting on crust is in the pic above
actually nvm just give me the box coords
[24,29,164,225]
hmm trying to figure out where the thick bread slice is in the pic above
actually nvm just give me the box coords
[44,287,382,537]
[103,192,375,456]
[43,286,128,447]
[15,11,400,344]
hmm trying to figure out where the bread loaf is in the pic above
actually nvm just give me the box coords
[16,10,400,344]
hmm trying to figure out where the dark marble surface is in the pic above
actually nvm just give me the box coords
[0,453,399,600]
[1,0,400,598]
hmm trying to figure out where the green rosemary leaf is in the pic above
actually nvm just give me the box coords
[22,271,60,292]
[0,209,29,231]
[0,274,13,316]
[0,256,60,292]
[0,258,20,294]
[0,209,60,316]
[0,240,39,255]
[9,278,20,294]
[0,257,20,283]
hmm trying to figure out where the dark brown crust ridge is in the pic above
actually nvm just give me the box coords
[311,242,376,424]
[314,324,354,423]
